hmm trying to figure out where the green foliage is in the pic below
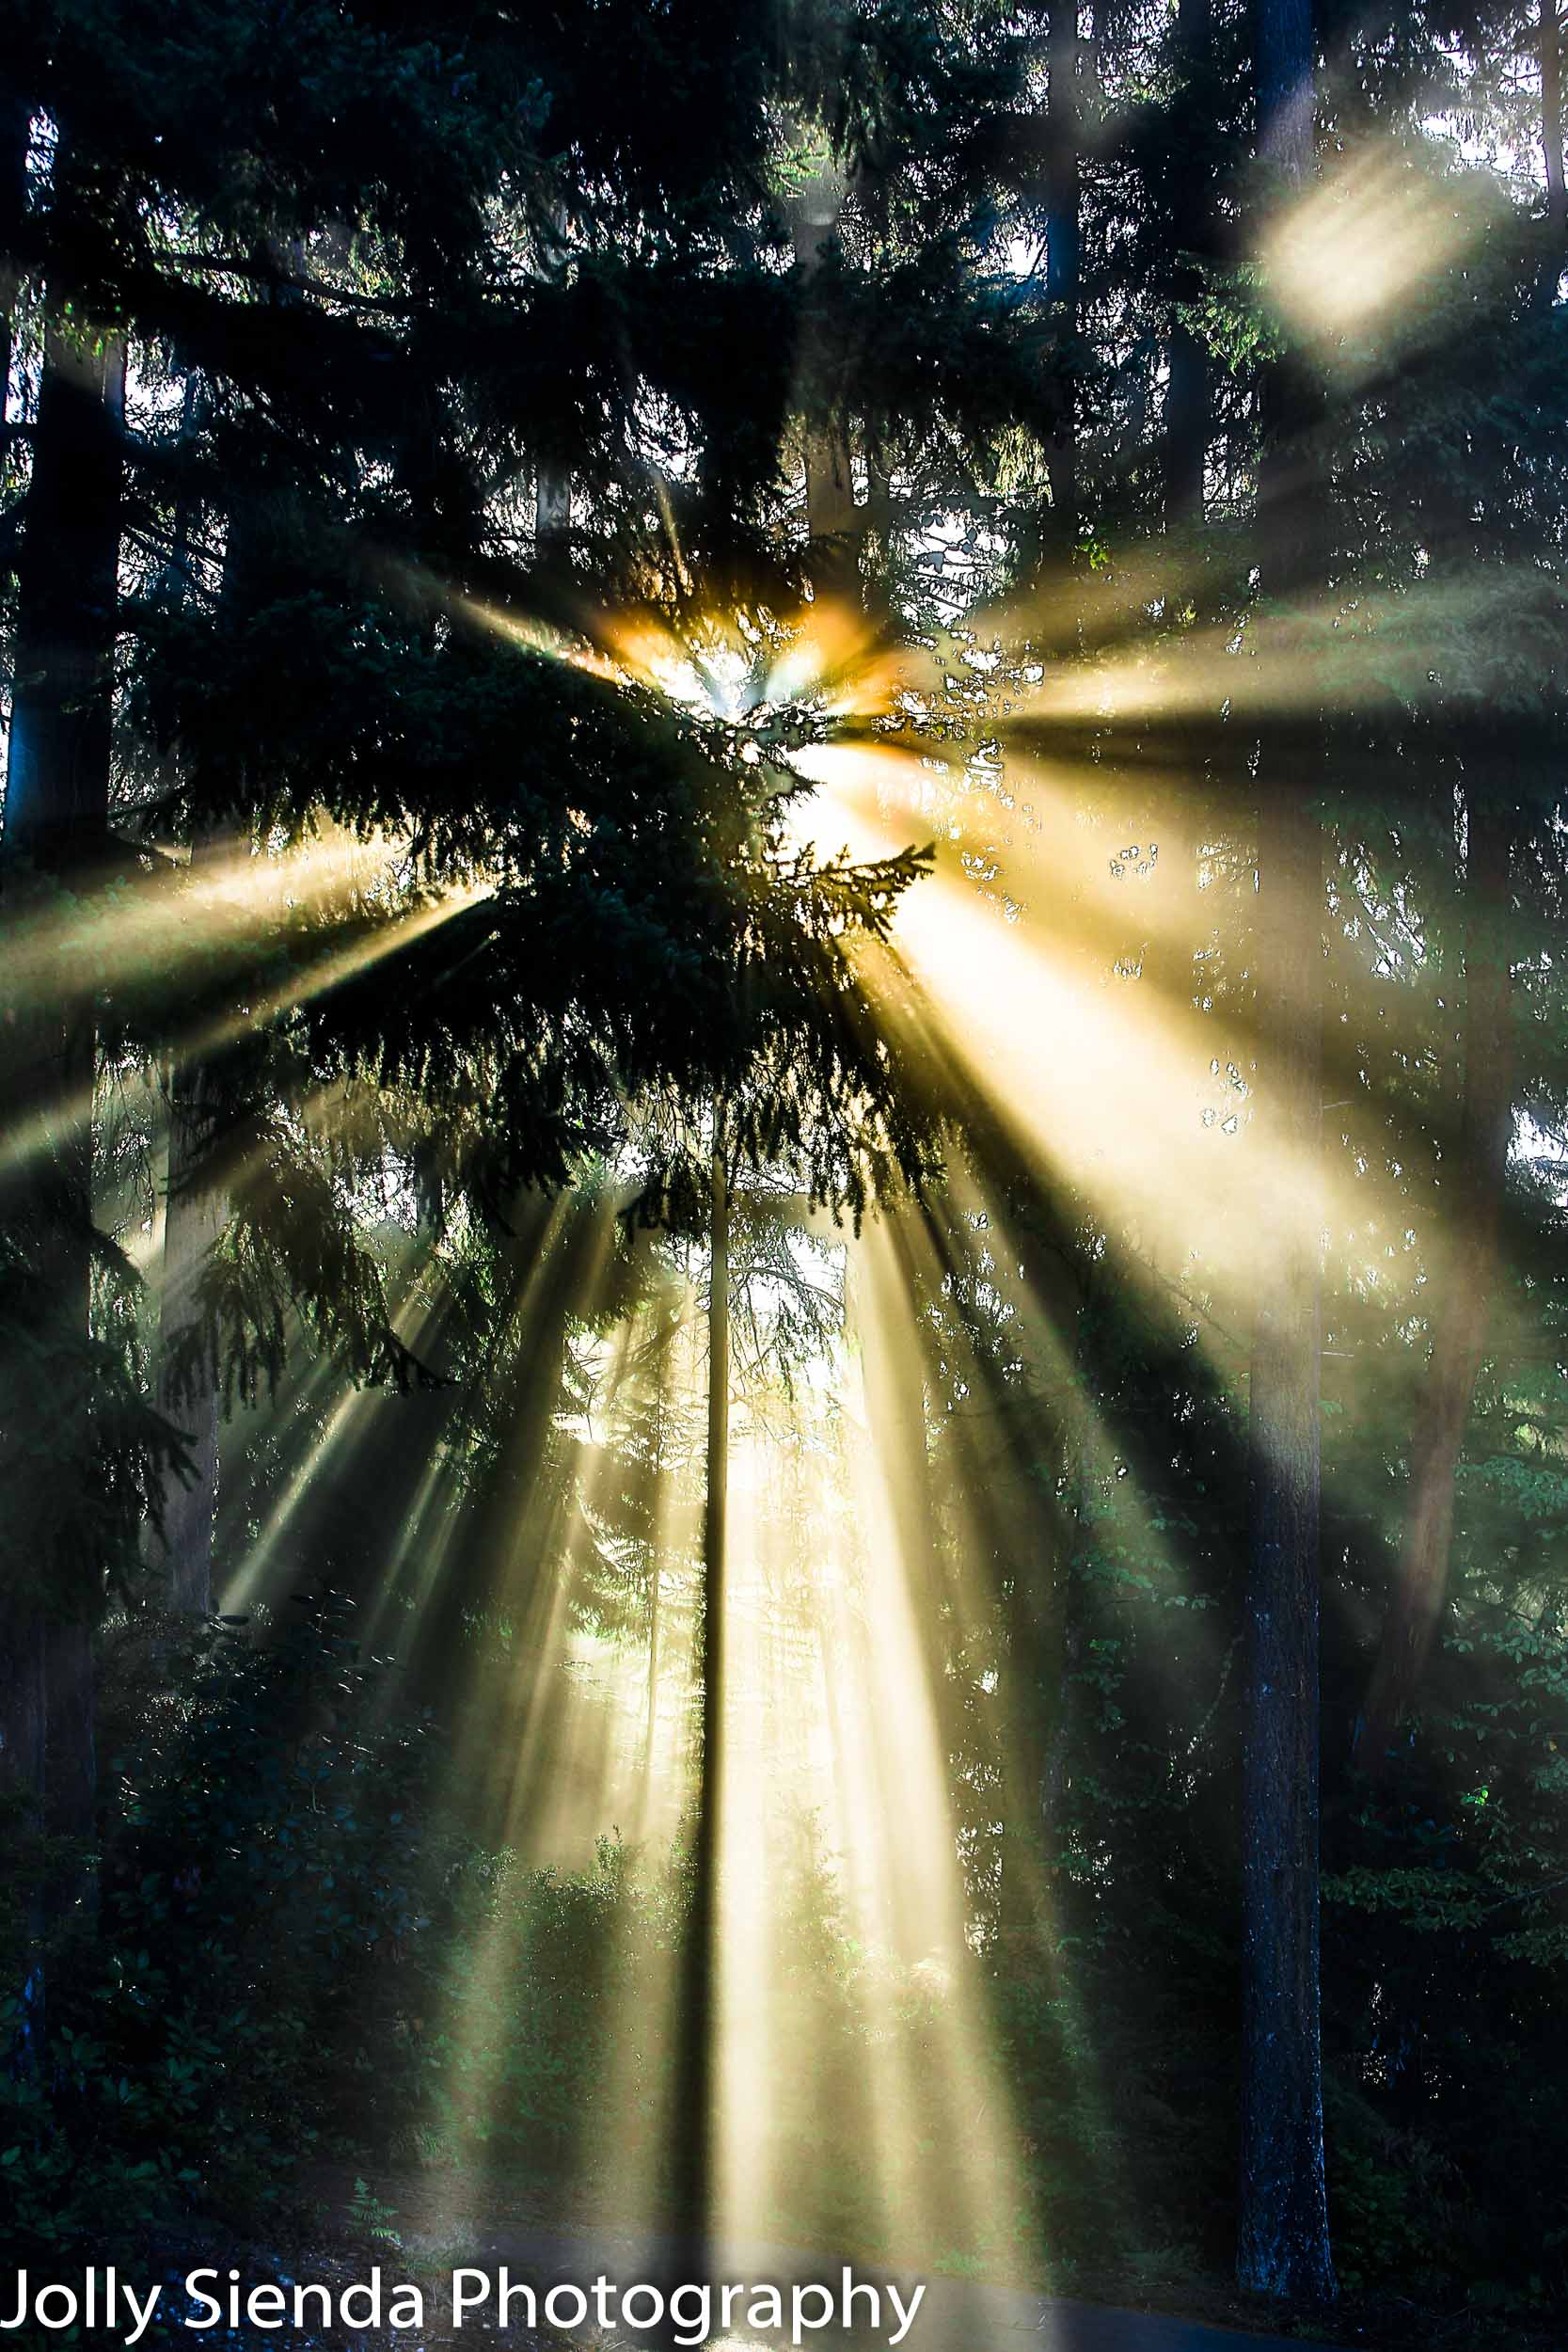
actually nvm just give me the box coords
[0,1599,447,2251]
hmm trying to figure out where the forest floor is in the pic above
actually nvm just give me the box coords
[139,2169,1553,2352]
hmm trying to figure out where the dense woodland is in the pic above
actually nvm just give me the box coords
[3,0,1568,2341]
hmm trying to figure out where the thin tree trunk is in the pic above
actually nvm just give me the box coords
[536,467,570,546]
[0,152,51,1829]
[1356,804,1514,1772]
[1543,0,1566,247]
[152,1047,225,1613]
[149,381,227,1615]
[1239,0,1334,2301]
[1,313,126,1941]
[1166,0,1213,527]
[1044,0,1083,552]
[789,147,861,601]
[642,1398,665,1787]
[815,1606,856,1888]
[671,1133,729,2252]
[1241,777,1332,2301]
[0,1598,47,2057]
[999,1543,1051,1936]
[1255,0,1315,179]
[536,203,571,550]
[6,326,125,866]
[0,87,26,460]
[1006,1421,1081,1938]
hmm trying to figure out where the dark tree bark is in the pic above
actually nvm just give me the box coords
[0,103,45,2024]
[789,147,862,602]
[1543,0,1567,247]
[7,327,124,867]
[536,466,570,544]
[534,203,572,549]
[1239,0,1335,2302]
[151,1048,225,1614]
[1356,803,1515,1772]
[147,388,236,1618]
[1255,0,1315,179]
[1166,0,1214,527]
[1240,777,1333,2301]
[1044,0,1083,550]
[0,87,25,461]
[1,316,126,1931]
[670,1137,729,2262]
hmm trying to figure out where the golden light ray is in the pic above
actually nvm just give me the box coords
[696,1291,1031,2278]
[436,1205,660,1857]
[790,747,1426,1336]
[295,560,1488,2301]
[0,863,487,1195]
[5,824,420,1013]
[219,1255,451,1613]
[1258,141,1491,354]
[420,1277,704,2238]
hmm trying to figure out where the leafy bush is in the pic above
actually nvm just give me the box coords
[0,1596,451,2252]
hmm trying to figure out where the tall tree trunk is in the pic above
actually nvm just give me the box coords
[671,1135,729,2253]
[0,87,25,462]
[150,389,224,1612]
[1356,804,1514,1772]
[6,326,124,866]
[1166,0,1213,527]
[789,146,861,601]
[1044,0,1083,553]
[1240,778,1332,2300]
[0,104,48,2014]
[151,1044,225,1613]
[0,1597,47,2056]
[536,464,569,546]
[1255,0,1315,178]
[1542,0,1567,247]
[1239,0,1335,2302]
[641,1396,666,1788]
[1,315,126,1941]
[536,203,571,550]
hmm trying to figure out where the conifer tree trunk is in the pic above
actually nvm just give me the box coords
[643,1554,662,1780]
[1166,0,1213,527]
[2,314,126,1916]
[536,469,570,543]
[1007,1417,1080,1928]
[641,1391,667,1788]
[149,427,233,1616]
[0,88,25,452]
[789,146,861,600]
[535,204,571,549]
[152,1047,225,1613]
[1240,777,1331,2300]
[671,1136,729,2255]
[1239,0,1335,2301]
[0,90,43,1902]
[1543,0,1567,246]
[1045,0,1083,550]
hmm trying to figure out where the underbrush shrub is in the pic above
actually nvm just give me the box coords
[1,1596,452,2251]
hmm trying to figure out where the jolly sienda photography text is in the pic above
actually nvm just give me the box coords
[0,2265,928,2346]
